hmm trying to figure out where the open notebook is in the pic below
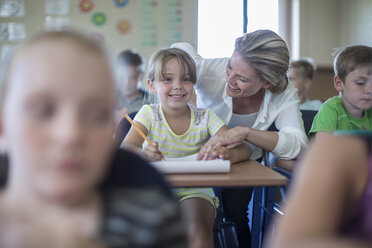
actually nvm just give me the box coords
[150,154,231,174]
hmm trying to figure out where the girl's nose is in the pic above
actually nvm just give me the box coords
[55,114,83,147]
[173,79,182,89]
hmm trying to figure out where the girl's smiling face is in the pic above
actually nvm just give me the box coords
[148,58,194,112]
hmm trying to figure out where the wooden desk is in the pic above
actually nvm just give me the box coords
[165,159,287,248]
[165,159,287,188]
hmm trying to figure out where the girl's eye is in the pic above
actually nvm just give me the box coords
[84,108,111,125]
[26,102,55,120]
[183,77,191,82]
[161,77,172,82]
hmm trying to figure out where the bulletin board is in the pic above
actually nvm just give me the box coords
[0,0,198,65]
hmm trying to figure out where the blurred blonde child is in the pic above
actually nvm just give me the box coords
[123,47,249,248]
[287,59,322,111]
[115,49,150,123]
[0,30,186,248]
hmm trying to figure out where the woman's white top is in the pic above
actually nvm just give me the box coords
[171,42,308,160]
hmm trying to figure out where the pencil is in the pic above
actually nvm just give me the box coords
[124,114,153,146]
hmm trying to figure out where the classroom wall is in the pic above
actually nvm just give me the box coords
[0,0,197,64]
[298,0,372,101]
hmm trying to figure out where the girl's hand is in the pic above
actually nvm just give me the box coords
[143,142,164,161]
[197,127,249,160]
[208,145,232,161]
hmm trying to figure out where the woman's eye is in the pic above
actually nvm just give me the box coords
[356,81,365,86]
[239,77,248,83]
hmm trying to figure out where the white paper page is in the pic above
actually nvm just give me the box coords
[151,154,230,174]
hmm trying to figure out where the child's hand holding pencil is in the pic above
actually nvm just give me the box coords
[124,114,165,161]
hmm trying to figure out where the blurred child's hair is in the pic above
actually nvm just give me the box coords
[117,49,145,73]
[234,29,290,93]
[147,47,197,84]
[333,45,372,82]
[289,58,316,80]
[0,29,110,111]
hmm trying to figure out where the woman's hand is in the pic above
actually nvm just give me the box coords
[142,142,164,161]
[197,126,249,160]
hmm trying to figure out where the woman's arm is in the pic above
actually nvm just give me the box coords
[197,126,278,160]
[206,126,251,164]
[266,135,369,248]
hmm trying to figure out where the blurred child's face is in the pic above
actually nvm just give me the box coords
[336,65,372,115]
[287,68,307,94]
[225,51,271,98]
[148,58,194,112]
[117,65,142,97]
[2,40,116,203]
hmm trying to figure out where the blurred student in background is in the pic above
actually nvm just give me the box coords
[0,30,186,248]
[309,45,372,138]
[287,59,323,111]
[267,133,372,248]
[115,49,150,123]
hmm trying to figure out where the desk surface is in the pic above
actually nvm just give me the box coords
[165,160,287,187]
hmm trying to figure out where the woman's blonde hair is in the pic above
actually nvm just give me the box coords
[234,29,290,93]
[147,47,197,84]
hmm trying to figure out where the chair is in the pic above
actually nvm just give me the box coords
[300,109,318,136]
[114,111,138,148]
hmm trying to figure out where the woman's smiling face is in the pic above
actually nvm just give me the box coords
[225,51,270,98]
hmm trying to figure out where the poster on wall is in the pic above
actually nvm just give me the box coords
[0,22,25,41]
[0,0,25,17]
[141,0,158,47]
[45,0,70,15]
[45,16,70,30]
[1,44,15,64]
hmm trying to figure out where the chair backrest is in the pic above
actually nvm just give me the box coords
[300,109,318,136]
[114,111,138,148]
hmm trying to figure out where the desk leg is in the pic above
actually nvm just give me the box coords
[251,186,263,248]
[251,186,277,248]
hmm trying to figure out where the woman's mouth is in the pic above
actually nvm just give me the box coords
[227,83,240,92]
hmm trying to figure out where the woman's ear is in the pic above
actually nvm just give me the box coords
[147,79,157,94]
[334,76,344,92]
[263,81,272,89]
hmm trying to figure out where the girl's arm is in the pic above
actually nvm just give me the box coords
[122,121,163,161]
[266,135,369,248]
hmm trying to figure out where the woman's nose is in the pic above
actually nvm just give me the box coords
[226,73,235,84]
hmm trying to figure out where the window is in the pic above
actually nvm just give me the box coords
[198,0,278,58]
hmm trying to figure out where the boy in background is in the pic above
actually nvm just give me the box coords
[115,49,150,123]
[310,45,372,138]
[288,58,322,111]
